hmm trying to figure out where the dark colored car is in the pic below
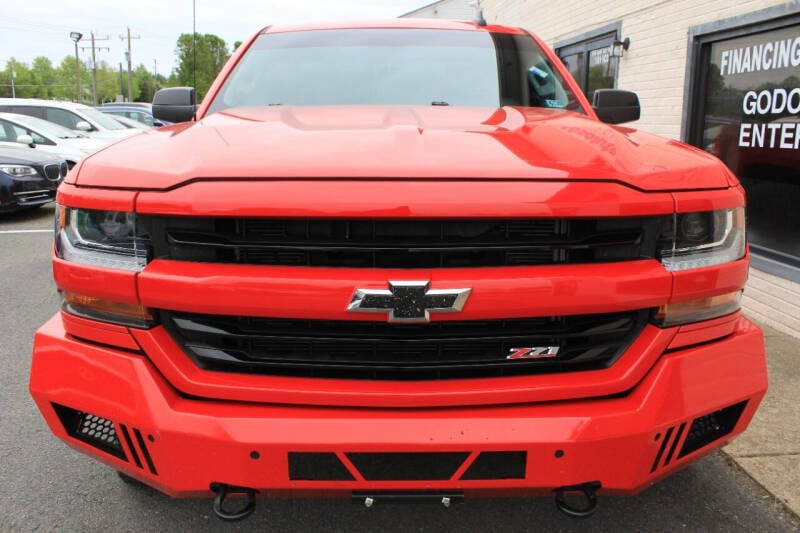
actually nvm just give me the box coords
[0,146,67,213]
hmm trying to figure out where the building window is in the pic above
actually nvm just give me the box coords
[556,26,620,101]
[686,10,800,278]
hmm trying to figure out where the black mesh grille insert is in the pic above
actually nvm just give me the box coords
[52,403,126,460]
[143,217,662,268]
[160,309,648,380]
[289,453,355,481]
[678,401,748,458]
[462,451,527,480]
[346,452,470,481]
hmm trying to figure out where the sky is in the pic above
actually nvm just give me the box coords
[2,0,431,77]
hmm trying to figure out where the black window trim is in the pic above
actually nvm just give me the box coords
[682,5,800,283]
[554,22,623,96]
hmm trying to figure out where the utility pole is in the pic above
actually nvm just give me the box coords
[81,32,110,105]
[120,27,141,102]
[193,0,197,90]
[153,59,158,79]
[70,32,82,103]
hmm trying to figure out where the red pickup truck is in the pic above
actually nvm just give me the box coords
[30,18,767,521]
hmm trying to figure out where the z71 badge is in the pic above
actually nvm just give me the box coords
[507,346,560,360]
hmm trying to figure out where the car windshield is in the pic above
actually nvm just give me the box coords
[12,114,87,139]
[208,28,582,113]
[77,106,128,130]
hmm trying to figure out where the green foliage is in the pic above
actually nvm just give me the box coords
[57,56,91,102]
[30,57,60,99]
[1,59,32,98]
[174,33,231,100]
[2,55,164,104]
[134,65,163,102]
[1,31,230,103]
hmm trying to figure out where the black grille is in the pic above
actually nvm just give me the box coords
[52,403,126,460]
[289,453,355,481]
[44,163,67,182]
[161,310,648,380]
[346,452,470,481]
[462,451,527,480]
[679,401,748,458]
[143,217,663,268]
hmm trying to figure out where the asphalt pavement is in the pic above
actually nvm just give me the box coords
[1,205,798,532]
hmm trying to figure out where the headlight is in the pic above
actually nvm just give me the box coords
[0,164,38,177]
[55,206,150,271]
[660,207,745,271]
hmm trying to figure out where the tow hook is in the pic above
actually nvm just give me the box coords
[554,481,601,518]
[210,483,257,521]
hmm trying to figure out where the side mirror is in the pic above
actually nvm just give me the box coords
[153,87,197,123]
[16,134,35,147]
[75,121,93,132]
[592,89,641,124]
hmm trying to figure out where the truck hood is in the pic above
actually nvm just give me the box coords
[72,106,732,191]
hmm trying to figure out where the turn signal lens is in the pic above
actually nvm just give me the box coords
[62,292,154,329]
[653,291,742,328]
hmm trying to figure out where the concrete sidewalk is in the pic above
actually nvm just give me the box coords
[723,321,800,518]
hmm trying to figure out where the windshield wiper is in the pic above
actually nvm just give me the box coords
[431,101,449,106]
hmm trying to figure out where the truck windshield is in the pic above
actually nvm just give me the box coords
[207,28,582,113]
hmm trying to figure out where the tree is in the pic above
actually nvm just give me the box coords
[57,55,93,103]
[133,64,159,102]
[31,57,66,99]
[0,62,14,98]
[174,33,230,100]
[1,36,197,103]
[95,61,122,103]
[1,59,32,98]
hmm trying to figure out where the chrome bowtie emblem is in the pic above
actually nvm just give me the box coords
[347,281,471,323]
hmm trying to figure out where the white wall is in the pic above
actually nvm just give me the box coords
[402,0,476,20]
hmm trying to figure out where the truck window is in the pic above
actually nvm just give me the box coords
[208,28,582,114]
